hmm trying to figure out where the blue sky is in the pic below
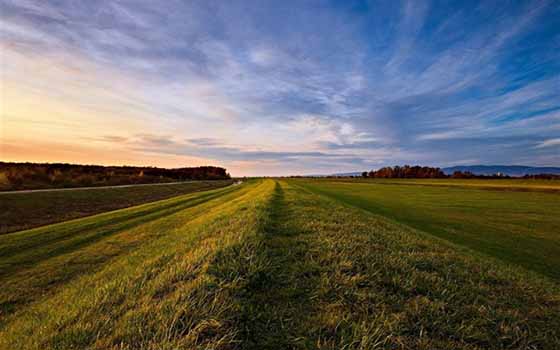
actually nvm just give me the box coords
[1,0,559,175]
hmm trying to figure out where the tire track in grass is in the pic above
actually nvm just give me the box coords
[209,181,321,349]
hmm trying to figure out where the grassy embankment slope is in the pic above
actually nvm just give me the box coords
[0,179,559,349]
[0,180,232,234]
[295,178,560,280]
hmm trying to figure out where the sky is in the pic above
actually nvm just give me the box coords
[1,0,559,176]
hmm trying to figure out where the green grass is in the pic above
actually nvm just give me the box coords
[326,177,560,191]
[294,178,560,280]
[1,179,559,349]
[0,180,232,234]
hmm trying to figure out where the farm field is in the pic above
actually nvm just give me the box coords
[296,178,560,280]
[1,179,559,349]
[0,180,232,234]
[324,177,560,192]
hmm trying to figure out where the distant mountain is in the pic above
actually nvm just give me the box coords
[442,165,560,176]
[301,171,363,177]
[330,172,363,177]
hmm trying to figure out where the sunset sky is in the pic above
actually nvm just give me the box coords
[1,0,559,176]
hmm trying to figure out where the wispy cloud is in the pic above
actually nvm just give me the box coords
[535,138,560,149]
[1,0,559,175]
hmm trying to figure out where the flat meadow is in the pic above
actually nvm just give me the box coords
[0,179,559,349]
[295,178,560,280]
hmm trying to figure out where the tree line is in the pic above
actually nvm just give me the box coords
[362,165,446,178]
[360,165,560,179]
[0,162,230,191]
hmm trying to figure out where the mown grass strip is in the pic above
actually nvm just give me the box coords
[0,180,276,349]
[0,180,233,234]
[0,183,248,320]
[209,182,322,349]
[0,184,239,266]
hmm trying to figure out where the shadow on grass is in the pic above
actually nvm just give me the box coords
[208,182,320,349]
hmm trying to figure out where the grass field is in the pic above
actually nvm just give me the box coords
[323,177,560,192]
[296,178,560,280]
[0,180,232,234]
[1,179,559,349]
